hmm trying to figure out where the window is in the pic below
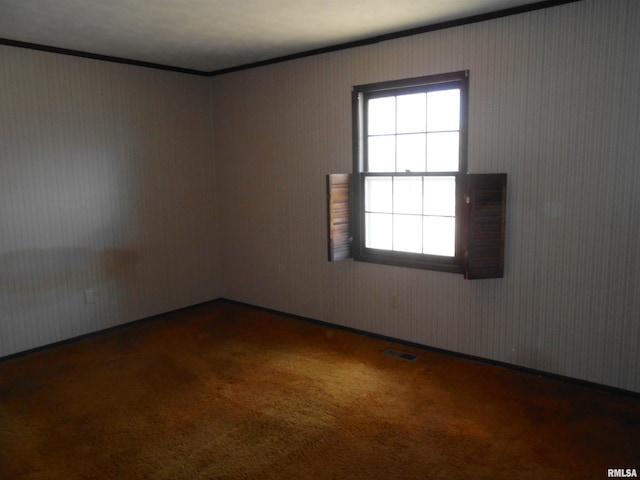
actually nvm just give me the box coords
[327,71,507,279]
[354,71,468,272]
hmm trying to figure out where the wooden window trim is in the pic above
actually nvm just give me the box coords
[326,174,352,261]
[463,173,507,279]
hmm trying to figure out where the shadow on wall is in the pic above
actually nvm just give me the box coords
[0,247,139,312]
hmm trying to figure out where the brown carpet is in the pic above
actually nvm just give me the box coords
[0,300,638,479]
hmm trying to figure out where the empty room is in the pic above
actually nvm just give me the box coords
[1,0,639,478]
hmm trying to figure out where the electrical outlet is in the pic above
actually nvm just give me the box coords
[389,292,399,308]
[84,289,95,304]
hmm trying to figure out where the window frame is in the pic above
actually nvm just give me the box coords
[351,70,469,273]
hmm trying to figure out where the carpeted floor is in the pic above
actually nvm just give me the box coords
[0,300,638,479]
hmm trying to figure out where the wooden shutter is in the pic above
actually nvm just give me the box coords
[326,174,352,261]
[464,173,507,279]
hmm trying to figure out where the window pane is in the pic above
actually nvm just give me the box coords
[393,177,422,214]
[393,214,423,253]
[365,176,392,213]
[423,216,455,257]
[368,97,396,135]
[368,136,395,172]
[427,89,460,132]
[396,134,426,172]
[427,132,459,172]
[397,93,426,133]
[366,213,393,250]
[423,176,456,216]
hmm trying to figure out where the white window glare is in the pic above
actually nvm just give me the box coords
[368,136,395,172]
[427,89,460,132]
[423,177,456,217]
[365,176,393,213]
[393,215,423,253]
[366,213,393,249]
[423,216,456,257]
[426,132,459,172]
[397,93,426,133]
[393,177,422,214]
[368,97,396,135]
[397,134,426,172]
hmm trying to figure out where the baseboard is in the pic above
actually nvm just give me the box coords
[219,298,640,399]
[2,296,638,399]
[0,298,226,363]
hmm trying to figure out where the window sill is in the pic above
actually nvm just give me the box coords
[354,248,463,273]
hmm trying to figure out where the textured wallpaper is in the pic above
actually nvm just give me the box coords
[0,46,222,356]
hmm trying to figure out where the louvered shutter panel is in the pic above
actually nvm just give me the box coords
[464,173,507,279]
[326,174,352,261]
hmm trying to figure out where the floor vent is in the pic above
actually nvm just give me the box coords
[384,349,419,361]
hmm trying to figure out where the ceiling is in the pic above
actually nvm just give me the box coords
[0,0,554,75]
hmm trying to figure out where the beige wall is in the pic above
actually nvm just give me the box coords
[211,0,640,392]
[0,46,223,356]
